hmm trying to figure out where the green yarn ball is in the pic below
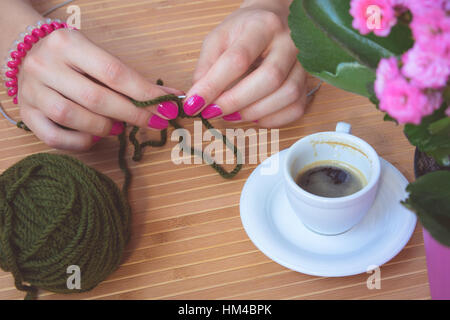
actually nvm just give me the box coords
[0,153,131,299]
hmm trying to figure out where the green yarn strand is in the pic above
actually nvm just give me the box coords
[128,93,243,180]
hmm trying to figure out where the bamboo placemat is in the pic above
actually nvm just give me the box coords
[0,0,430,300]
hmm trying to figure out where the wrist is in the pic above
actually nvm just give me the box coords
[2,18,69,103]
[0,1,44,61]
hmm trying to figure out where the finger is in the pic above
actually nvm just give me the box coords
[149,100,180,120]
[205,35,298,118]
[193,31,227,83]
[240,62,307,122]
[159,85,185,96]
[183,27,274,116]
[20,105,95,151]
[55,30,182,101]
[256,95,307,128]
[32,84,114,137]
[39,65,170,129]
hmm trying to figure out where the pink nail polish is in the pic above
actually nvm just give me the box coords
[223,111,242,122]
[183,94,205,116]
[158,101,179,119]
[93,136,102,143]
[201,104,223,119]
[148,115,168,130]
[109,121,124,136]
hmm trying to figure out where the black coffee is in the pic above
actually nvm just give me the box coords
[295,161,366,198]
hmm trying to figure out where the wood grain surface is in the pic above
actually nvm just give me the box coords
[0,0,430,300]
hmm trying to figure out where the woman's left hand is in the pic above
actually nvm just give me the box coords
[183,0,307,127]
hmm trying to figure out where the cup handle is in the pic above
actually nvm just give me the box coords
[335,122,352,134]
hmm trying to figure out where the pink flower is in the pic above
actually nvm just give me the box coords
[446,106,450,117]
[407,0,450,14]
[410,7,450,47]
[402,44,450,89]
[423,91,444,115]
[375,57,401,97]
[350,0,397,36]
[379,77,437,124]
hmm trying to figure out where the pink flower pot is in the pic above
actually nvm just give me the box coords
[423,229,450,300]
[414,149,450,300]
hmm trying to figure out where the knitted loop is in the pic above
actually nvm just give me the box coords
[16,120,31,131]
[127,92,243,180]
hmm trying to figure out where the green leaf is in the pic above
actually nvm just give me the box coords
[289,0,359,75]
[301,0,413,69]
[429,117,450,136]
[288,0,413,97]
[426,149,450,167]
[403,171,450,247]
[314,62,376,97]
[404,104,450,166]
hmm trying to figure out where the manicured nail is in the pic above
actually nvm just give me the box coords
[183,94,205,115]
[158,101,179,119]
[148,114,168,130]
[223,111,242,122]
[109,121,124,136]
[93,136,102,143]
[201,104,223,119]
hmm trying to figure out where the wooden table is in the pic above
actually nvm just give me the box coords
[0,0,430,300]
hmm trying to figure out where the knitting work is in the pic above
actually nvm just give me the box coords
[0,86,242,299]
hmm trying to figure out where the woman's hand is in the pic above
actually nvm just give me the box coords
[18,28,183,151]
[183,0,307,127]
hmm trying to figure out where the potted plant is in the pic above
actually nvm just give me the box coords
[288,0,450,299]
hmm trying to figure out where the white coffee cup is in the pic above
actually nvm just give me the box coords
[283,122,381,235]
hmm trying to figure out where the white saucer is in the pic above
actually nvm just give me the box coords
[240,149,417,277]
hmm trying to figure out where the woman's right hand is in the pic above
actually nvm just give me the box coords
[17,28,183,151]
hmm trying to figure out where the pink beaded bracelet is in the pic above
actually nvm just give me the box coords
[2,19,71,105]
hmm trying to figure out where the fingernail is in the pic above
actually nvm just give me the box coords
[93,136,102,143]
[109,121,125,136]
[158,101,179,119]
[183,94,205,116]
[148,114,168,130]
[223,111,242,122]
[201,104,223,119]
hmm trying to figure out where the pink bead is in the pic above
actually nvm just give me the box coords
[17,42,32,52]
[5,68,18,78]
[6,75,17,82]
[61,22,68,28]
[11,50,25,59]
[41,24,54,34]
[5,79,17,87]
[24,34,38,45]
[51,21,63,29]
[7,60,20,68]
[32,28,46,38]
[13,97,18,104]
[7,87,17,96]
